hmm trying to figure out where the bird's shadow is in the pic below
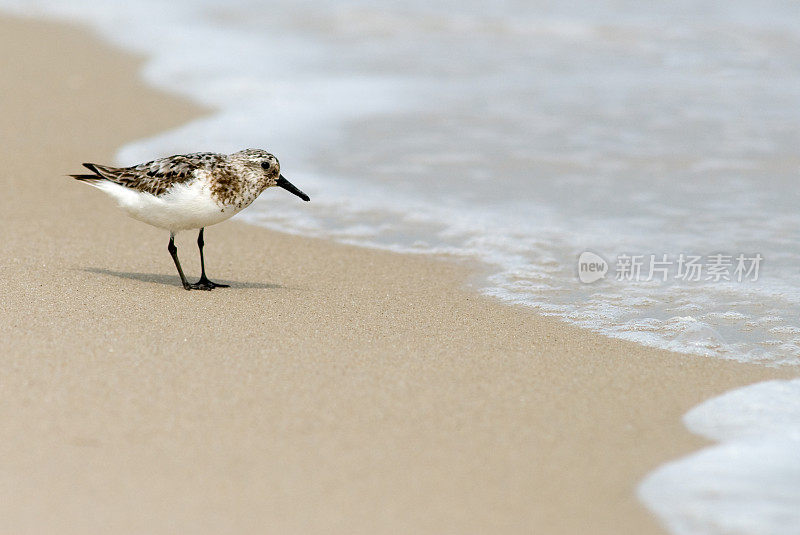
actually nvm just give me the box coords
[82,268,283,290]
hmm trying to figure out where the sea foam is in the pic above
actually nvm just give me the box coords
[639,379,800,535]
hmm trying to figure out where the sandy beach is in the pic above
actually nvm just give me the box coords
[0,15,793,534]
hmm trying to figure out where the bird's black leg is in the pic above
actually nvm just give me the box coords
[168,233,192,290]
[194,227,229,290]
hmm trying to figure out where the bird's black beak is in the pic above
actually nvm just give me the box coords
[276,174,310,202]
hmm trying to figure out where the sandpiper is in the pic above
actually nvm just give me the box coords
[70,149,310,290]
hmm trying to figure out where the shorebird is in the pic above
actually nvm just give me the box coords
[70,149,310,290]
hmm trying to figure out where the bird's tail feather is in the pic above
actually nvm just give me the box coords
[82,162,120,181]
[69,162,122,186]
[70,174,103,183]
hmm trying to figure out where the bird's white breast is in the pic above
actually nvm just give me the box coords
[94,174,244,232]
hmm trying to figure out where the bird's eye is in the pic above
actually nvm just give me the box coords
[261,161,271,170]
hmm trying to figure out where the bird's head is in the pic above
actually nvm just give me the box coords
[231,148,310,201]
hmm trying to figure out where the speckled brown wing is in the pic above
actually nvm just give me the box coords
[81,152,223,196]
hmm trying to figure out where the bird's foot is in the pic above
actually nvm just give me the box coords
[187,277,230,291]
